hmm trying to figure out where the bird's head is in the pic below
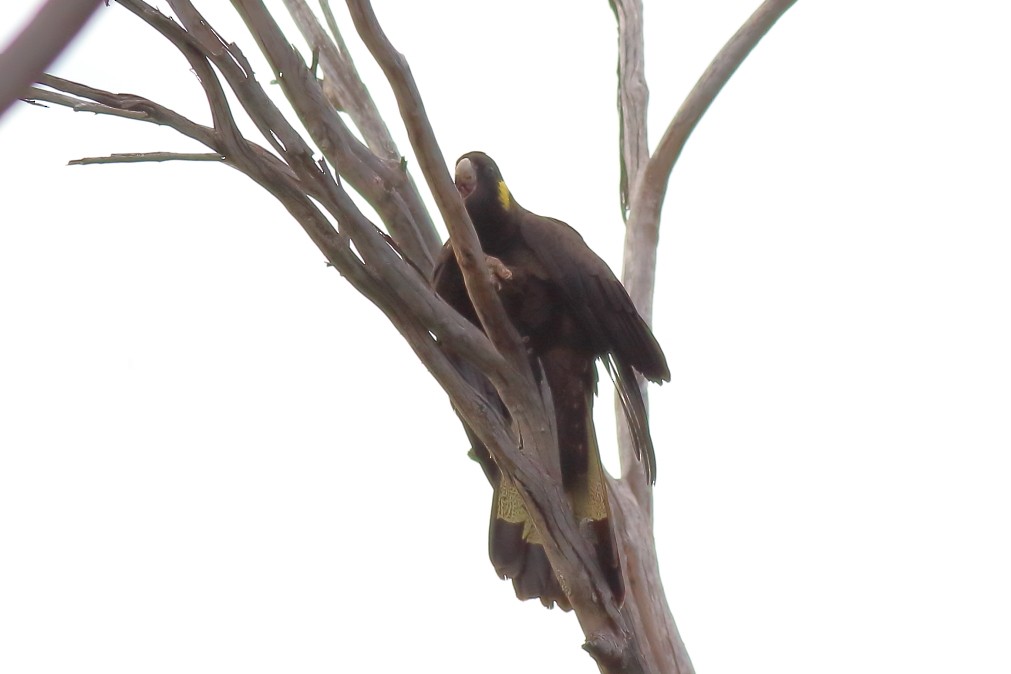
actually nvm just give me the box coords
[455,151,514,221]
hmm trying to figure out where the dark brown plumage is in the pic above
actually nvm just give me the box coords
[433,151,669,610]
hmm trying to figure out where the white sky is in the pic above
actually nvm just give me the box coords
[1,2,1010,673]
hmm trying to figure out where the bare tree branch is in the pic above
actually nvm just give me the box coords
[281,0,442,266]
[284,0,391,157]
[185,0,437,274]
[37,73,221,158]
[24,85,149,120]
[343,0,525,370]
[68,151,224,165]
[610,0,649,221]
[611,0,654,510]
[624,0,799,330]
[0,0,105,118]
[609,484,694,674]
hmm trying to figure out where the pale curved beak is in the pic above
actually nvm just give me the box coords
[455,157,476,199]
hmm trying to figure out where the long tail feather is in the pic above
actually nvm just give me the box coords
[604,354,657,483]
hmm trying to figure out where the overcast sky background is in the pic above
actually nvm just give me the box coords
[1,2,1009,673]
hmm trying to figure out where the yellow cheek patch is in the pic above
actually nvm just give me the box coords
[497,180,511,210]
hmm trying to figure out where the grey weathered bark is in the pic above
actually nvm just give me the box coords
[16,1,798,671]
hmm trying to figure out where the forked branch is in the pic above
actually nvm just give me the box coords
[622,0,800,331]
[609,1,798,672]
[615,0,798,479]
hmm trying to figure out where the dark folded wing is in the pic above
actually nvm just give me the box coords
[517,215,670,383]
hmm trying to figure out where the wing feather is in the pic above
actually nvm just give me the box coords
[518,215,670,383]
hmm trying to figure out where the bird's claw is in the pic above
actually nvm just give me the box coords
[485,254,513,289]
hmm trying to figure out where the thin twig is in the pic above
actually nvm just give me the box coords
[25,86,150,120]
[37,74,219,150]
[343,0,532,387]
[69,151,225,165]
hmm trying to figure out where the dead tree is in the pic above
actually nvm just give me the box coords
[18,1,797,671]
